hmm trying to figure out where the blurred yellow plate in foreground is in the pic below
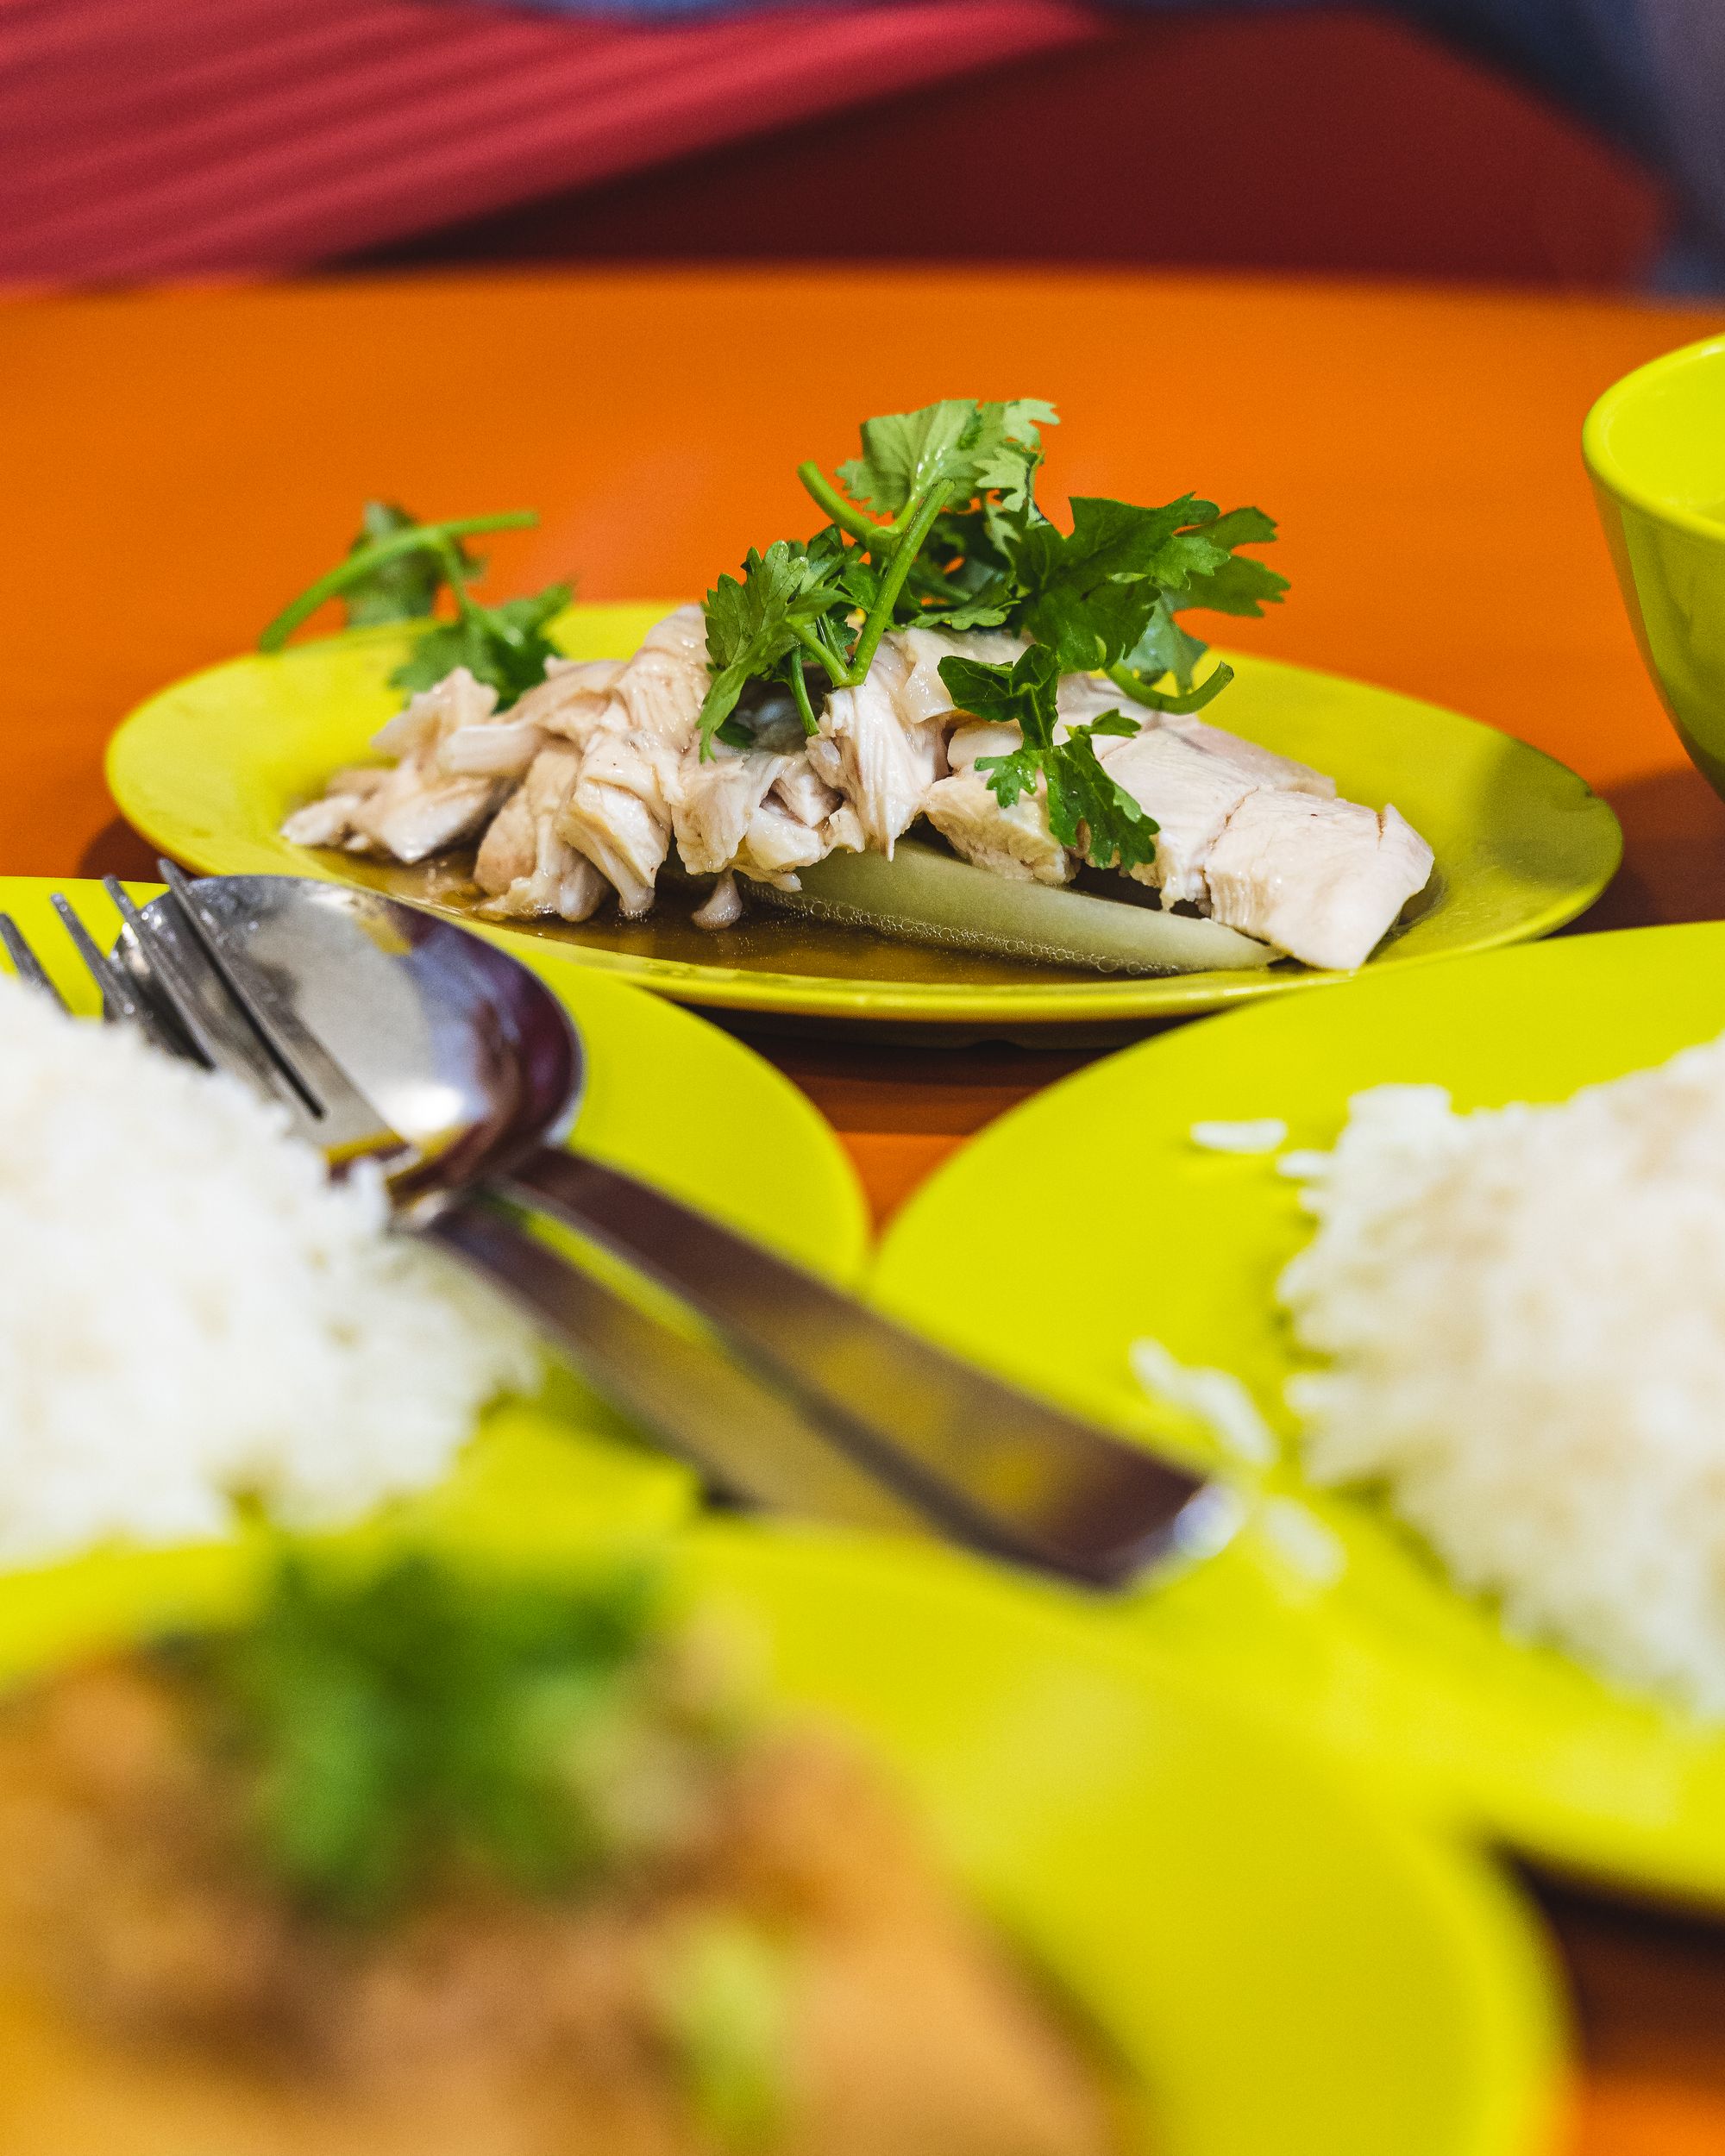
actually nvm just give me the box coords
[106,605,1621,1029]
[0,1436,1562,2156]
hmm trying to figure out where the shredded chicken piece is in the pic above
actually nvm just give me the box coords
[280,668,516,864]
[673,744,794,878]
[691,872,743,931]
[279,607,1430,968]
[1203,791,1433,969]
[923,723,1076,886]
[474,745,607,924]
[509,657,628,748]
[817,639,947,857]
[555,608,708,917]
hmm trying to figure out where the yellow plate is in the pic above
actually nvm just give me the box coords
[106,606,1622,1026]
[875,920,1725,1907]
[0,871,868,1543]
[0,1441,1563,2156]
[0,875,865,1279]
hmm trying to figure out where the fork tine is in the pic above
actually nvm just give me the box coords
[52,893,198,1061]
[102,877,309,1113]
[0,914,68,1011]
[116,872,405,1172]
[50,893,162,1036]
[154,861,335,1119]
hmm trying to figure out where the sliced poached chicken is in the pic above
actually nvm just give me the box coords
[283,611,1433,968]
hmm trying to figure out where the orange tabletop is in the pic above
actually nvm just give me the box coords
[5,266,1725,2152]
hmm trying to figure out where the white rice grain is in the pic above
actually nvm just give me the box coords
[1279,1044,1725,1715]
[0,975,537,1564]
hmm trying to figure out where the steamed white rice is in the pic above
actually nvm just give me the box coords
[1280,1041,1725,1716]
[0,973,537,1564]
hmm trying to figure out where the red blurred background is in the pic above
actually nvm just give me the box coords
[3,0,1670,291]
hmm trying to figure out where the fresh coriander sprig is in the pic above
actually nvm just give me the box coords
[699,400,1287,758]
[938,646,1159,875]
[259,505,570,711]
[697,400,1053,755]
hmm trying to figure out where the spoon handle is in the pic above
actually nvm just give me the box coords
[499,1148,1210,1589]
[428,1196,938,1541]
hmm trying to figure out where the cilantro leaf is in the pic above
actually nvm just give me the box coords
[939,647,1157,875]
[699,541,850,750]
[1012,493,1234,671]
[836,398,1057,518]
[1125,593,1211,691]
[1038,726,1160,874]
[392,581,571,709]
[1173,551,1291,617]
[938,644,1063,738]
[341,502,484,628]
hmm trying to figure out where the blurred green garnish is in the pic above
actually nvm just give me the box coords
[258,502,570,710]
[164,1550,724,1921]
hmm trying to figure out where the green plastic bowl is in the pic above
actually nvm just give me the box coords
[1584,333,1725,798]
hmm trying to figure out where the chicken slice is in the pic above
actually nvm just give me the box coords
[1203,791,1433,968]
[1164,716,1336,797]
[474,745,607,924]
[1054,670,1335,796]
[771,758,844,830]
[373,665,546,781]
[556,608,708,916]
[818,638,947,856]
[922,722,1076,886]
[692,871,743,930]
[472,783,533,893]
[737,799,830,882]
[1055,672,1140,745]
[283,668,526,862]
[555,783,665,918]
[510,657,628,750]
[1099,728,1263,906]
[672,744,792,878]
[279,766,389,849]
[892,625,1026,724]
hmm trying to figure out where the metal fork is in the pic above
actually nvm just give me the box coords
[0,887,934,1542]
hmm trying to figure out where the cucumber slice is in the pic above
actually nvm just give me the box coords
[753,839,1276,975]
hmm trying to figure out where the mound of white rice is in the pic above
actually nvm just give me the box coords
[0,973,537,1564]
[1280,1042,1725,1715]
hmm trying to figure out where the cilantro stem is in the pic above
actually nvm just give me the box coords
[795,464,900,554]
[787,659,819,736]
[793,621,850,687]
[436,536,479,625]
[257,511,539,652]
[1105,660,1235,715]
[841,480,952,685]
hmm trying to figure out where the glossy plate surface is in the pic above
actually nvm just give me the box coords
[0,1434,1561,2156]
[106,605,1621,1025]
[875,921,1725,1906]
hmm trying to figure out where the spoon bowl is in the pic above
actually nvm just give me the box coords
[126,874,584,1205]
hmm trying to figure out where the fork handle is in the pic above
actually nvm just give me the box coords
[427,1198,936,1541]
[497,1148,1204,1588]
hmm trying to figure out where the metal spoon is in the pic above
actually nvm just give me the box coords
[129,872,1214,1587]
